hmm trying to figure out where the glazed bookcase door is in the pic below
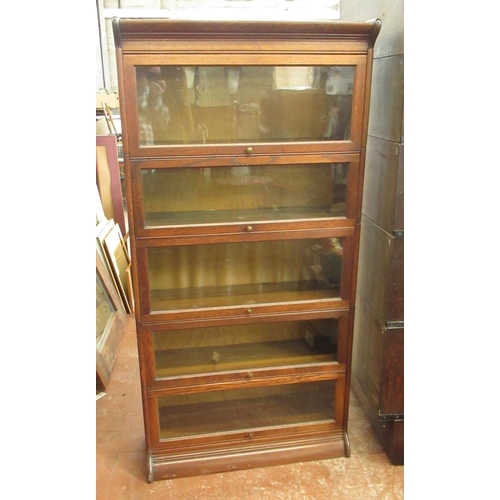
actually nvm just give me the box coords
[145,374,346,450]
[129,155,360,238]
[137,312,351,387]
[120,58,368,157]
[134,231,356,322]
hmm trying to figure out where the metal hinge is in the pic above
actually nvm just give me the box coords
[380,413,404,421]
[385,321,404,330]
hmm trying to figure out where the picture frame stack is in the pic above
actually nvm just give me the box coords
[96,134,131,391]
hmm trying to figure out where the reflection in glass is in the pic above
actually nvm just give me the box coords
[136,66,354,145]
[158,380,336,439]
[153,318,339,378]
[142,163,349,227]
[147,237,344,311]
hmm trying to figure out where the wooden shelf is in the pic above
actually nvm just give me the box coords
[155,339,335,377]
[150,282,340,311]
[145,205,345,226]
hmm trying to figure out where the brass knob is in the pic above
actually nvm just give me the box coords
[246,225,253,232]
[246,372,253,379]
[246,432,254,439]
[246,147,253,154]
[245,308,252,315]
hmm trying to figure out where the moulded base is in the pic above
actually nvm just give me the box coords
[147,433,349,482]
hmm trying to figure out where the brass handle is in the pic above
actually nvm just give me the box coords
[246,432,254,439]
[246,147,253,154]
[246,372,253,379]
[246,225,253,232]
[245,308,252,315]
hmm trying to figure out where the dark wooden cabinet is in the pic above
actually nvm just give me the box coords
[339,0,404,465]
[113,18,381,481]
[351,137,404,465]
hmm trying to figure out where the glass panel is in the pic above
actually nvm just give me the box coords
[153,318,339,378]
[96,275,116,349]
[142,163,348,227]
[158,380,335,439]
[136,66,354,145]
[147,237,344,311]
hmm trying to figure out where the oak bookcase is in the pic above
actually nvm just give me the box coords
[113,17,381,481]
